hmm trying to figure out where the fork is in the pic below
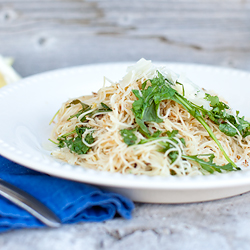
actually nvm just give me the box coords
[0,178,61,227]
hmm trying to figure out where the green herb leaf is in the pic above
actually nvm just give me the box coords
[166,130,179,139]
[151,130,162,138]
[57,126,94,155]
[132,90,162,135]
[67,99,86,108]
[180,138,186,147]
[67,99,91,121]
[219,123,237,136]
[182,154,240,174]
[131,72,179,135]
[89,102,113,117]
[236,114,250,138]
[67,100,112,122]
[120,129,137,146]
[168,151,179,164]
[100,102,112,111]
[203,94,250,138]
[205,94,229,110]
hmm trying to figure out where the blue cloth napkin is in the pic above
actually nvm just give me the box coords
[0,155,134,233]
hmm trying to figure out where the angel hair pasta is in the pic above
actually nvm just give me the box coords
[49,59,250,177]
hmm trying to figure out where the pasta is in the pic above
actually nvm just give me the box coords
[50,59,250,177]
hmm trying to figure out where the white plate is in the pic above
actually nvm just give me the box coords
[1,62,250,203]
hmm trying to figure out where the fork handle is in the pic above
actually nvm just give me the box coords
[0,179,61,227]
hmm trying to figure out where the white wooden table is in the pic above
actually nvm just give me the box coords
[0,1,250,249]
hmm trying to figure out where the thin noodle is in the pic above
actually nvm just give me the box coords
[50,61,250,176]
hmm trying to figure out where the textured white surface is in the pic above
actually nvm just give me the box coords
[0,192,250,250]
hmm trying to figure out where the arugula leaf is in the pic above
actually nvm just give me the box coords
[131,73,174,134]
[67,99,91,121]
[132,89,162,135]
[204,94,250,138]
[67,100,112,122]
[173,91,239,169]
[205,94,229,111]
[179,138,186,147]
[182,154,240,174]
[235,112,250,138]
[90,102,112,117]
[131,72,239,169]
[100,102,112,111]
[219,123,237,136]
[166,130,179,139]
[57,126,94,155]
[151,130,162,138]
[120,129,137,146]
[168,151,179,164]
[66,99,87,108]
